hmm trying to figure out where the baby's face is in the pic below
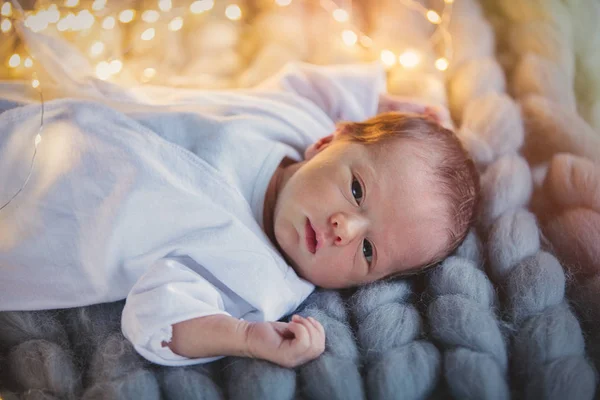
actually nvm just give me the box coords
[272,135,450,288]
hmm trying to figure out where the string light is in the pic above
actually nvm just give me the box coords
[109,59,123,74]
[141,27,155,41]
[142,10,160,23]
[31,77,39,88]
[1,18,11,32]
[190,0,214,14]
[398,49,420,68]
[65,0,80,7]
[168,16,183,31]
[118,9,135,23]
[380,49,396,68]
[8,53,20,68]
[332,8,349,23]
[101,16,115,29]
[89,41,105,57]
[92,0,106,11]
[224,4,242,21]
[158,0,172,12]
[1,2,12,17]
[435,57,449,71]
[275,0,292,6]
[142,67,157,82]
[24,56,32,67]
[426,10,441,24]
[95,61,111,80]
[341,29,357,46]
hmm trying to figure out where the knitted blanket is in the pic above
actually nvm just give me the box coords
[1,0,599,399]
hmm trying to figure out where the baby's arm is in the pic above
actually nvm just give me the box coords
[122,257,325,367]
[168,314,325,368]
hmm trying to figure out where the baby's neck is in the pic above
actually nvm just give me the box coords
[262,157,299,250]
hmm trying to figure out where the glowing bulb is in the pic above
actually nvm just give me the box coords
[141,27,155,41]
[426,10,441,24]
[96,61,111,80]
[35,133,42,146]
[119,9,135,23]
[1,2,12,17]
[380,49,396,67]
[332,8,349,22]
[276,0,292,6]
[24,57,33,68]
[8,53,20,68]
[92,0,106,11]
[445,0,454,3]
[341,29,357,46]
[32,79,40,88]
[435,57,449,71]
[399,50,420,68]
[65,0,79,7]
[158,0,172,12]
[102,16,115,29]
[1,19,11,32]
[73,10,94,31]
[46,7,60,23]
[109,59,123,74]
[142,10,160,23]
[142,67,157,82]
[89,41,105,57]
[191,0,214,13]
[168,16,183,31]
[225,4,242,21]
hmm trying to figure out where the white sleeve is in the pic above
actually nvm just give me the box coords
[259,61,387,123]
[121,258,230,366]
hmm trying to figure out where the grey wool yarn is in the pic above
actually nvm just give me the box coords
[158,364,224,400]
[222,356,296,400]
[81,332,161,400]
[296,290,363,400]
[349,280,441,400]
[427,236,510,400]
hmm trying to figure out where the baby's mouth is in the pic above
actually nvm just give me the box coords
[305,218,317,254]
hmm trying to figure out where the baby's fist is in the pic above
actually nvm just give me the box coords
[245,315,326,368]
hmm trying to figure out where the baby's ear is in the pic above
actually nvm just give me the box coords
[304,134,334,160]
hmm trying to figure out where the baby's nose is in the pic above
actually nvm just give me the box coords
[330,212,368,246]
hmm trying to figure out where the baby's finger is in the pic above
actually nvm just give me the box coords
[287,320,310,349]
[307,317,325,337]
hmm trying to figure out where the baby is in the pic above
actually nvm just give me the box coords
[0,62,478,369]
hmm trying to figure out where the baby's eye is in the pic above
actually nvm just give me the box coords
[351,176,363,204]
[363,239,373,265]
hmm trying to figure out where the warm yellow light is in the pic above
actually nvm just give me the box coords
[1,2,12,17]
[426,10,441,24]
[445,0,454,3]
[435,57,449,71]
[35,133,42,146]
[65,0,79,7]
[96,61,111,80]
[190,0,214,13]
[73,10,94,31]
[89,41,105,57]
[275,0,292,6]
[32,79,40,88]
[102,16,116,29]
[380,49,396,67]
[46,6,60,23]
[142,10,160,23]
[25,14,49,32]
[24,57,33,68]
[225,4,242,21]
[56,17,69,31]
[142,67,157,81]
[141,27,155,41]
[341,29,357,46]
[359,35,373,47]
[332,8,349,22]
[158,0,172,12]
[8,53,20,68]
[119,9,135,23]
[109,59,123,74]
[1,18,11,32]
[92,0,107,11]
[168,16,183,31]
[399,50,420,68]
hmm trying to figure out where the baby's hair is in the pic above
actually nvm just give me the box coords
[338,112,481,276]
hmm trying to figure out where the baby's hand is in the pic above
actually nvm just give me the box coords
[244,315,325,368]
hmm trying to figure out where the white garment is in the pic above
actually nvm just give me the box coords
[0,60,385,366]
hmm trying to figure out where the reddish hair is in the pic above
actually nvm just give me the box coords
[338,112,480,274]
